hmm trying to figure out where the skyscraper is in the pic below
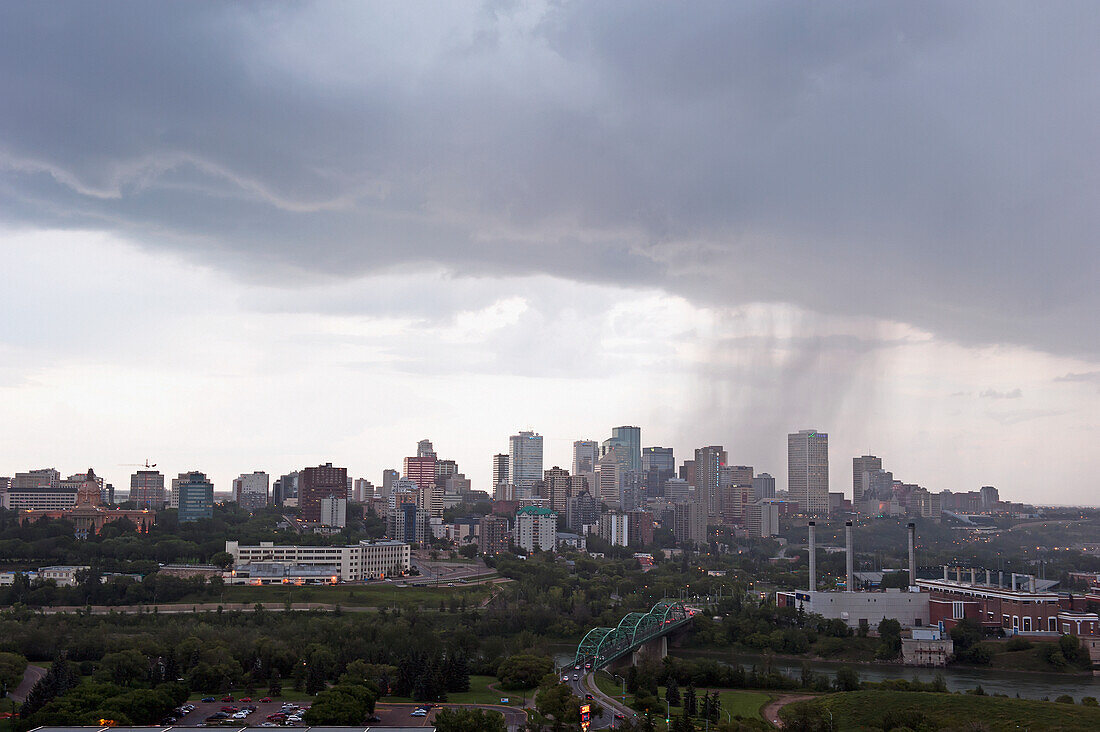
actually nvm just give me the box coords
[610,426,641,473]
[509,431,543,492]
[299,463,348,524]
[694,446,727,519]
[543,466,572,512]
[719,465,754,524]
[789,430,829,514]
[491,453,510,492]
[381,469,398,499]
[417,439,436,458]
[642,446,675,496]
[176,471,214,522]
[572,440,599,475]
[130,469,165,508]
[752,473,776,500]
[403,455,437,490]
[852,455,882,503]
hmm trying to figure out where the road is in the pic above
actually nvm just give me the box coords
[761,694,816,728]
[9,664,47,703]
[557,663,637,730]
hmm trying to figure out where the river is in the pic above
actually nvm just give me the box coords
[674,649,1100,701]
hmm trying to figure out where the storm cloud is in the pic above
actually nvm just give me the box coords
[2,0,1098,361]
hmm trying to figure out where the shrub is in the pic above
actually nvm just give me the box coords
[1055,694,1075,704]
[1004,637,1031,652]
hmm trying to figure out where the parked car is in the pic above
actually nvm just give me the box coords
[222,695,234,702]
[240,697,252,703]
[410,709,427,717]
[202,697,216,703]
[259,697,272,703]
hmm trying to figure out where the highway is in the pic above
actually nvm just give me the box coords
[558,661,637,730]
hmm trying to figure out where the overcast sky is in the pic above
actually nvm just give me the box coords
[2,2,1099,504]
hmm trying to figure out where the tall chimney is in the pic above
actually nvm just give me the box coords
[943,565,949,581]
[907,523,916,587]
[999,570,1003,587]
[1030,575,1036,593]
[1011,573,1017,591]
[808,521,817,593]
[845,521,854,592]
[985,569,991,585]
[970,568,977,584]
[956,566,962,583]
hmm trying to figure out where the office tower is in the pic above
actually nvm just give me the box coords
[543,466,572,512]
[747,499,781,538]
[299,463,348,523]
[416,483,443,518]
[679,460,696,488]
[572,440,599,475]
[444,473,471,494]
[566,491,599,532]
[381,469,398,498]
[273,471,299,507]
[852,455,882,503]
[491,453,510,493]
[478,515,510,555]
[353,478,374,502]
[673,501,707,547]
[434,459,458,487]
[789,429,829,514]
[176,471,214,522]
[626,510,654,547]
[719,465,754,524]
[752,473,776,500]
[233,471,269,512]
[663,477,691,503]
[595,449,627,508]
[694,446,727,519]
[609,426,641,473]
[417,439,436,458]
[130,469,165,508]
[319,496,347,527]
[861,469,893,501]
[403,455,437,489]
[642,447,675,496]
[509,430,544,491]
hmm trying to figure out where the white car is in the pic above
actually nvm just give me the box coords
[411,709,427,717]
[573,673,579,680]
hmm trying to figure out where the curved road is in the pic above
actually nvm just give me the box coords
[10,664,47,703]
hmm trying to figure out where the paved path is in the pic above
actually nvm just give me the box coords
[761,694,816,728]
[10,664,47,703]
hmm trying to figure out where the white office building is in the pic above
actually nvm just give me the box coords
[514,506,557,552]
[225,539,411,581]
[509,431,544,492]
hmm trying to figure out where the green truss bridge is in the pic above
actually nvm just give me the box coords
[574,600,697,670]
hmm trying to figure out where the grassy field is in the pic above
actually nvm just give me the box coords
[594,672,771,725]
[382,675,528,707]
[780,690,1100,731]
[194,580,497,609]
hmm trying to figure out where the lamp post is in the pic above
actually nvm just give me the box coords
[663,699,670,727]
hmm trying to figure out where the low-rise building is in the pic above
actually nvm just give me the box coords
[901,626,953,666]
[37,565,91,587]
[776,588,930,628]
[224,539,411,581]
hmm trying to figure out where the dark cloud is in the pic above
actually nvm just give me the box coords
[1,1,1098,356]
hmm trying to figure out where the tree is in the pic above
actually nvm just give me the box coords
[434,708,507,732]
[875,618,902,660]
[683,682,697,717]
[268,669,282,697]
[0,652,28,691]
[833,666,860,692]
[496,654,552,690]
[665,676,680,707]
[535,678,579,731]
[209,551,234,569]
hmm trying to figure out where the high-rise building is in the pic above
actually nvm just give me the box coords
[595,450,626,508]
[515,506,557,552]
[381,469,398,499]
[176,471,214,522]
[491,454,510,493]
[434,459,458,487]
[417,439,436,458]
[403,455,437,490]
[852,455,882,503]
[572,440,599,475]
[719,465,753,524]
[980,485,999,510]
[679,460,696,487]
[478,515,510,555]
[663,477,691,503]
[352,478,374,502]
[626,510,654,547]
[610,426,641,473]
[543,466,572,512]
[747,499,781,538]
[233,471,269,512]
[673,501,707,547]
[319,496,347,527]
[509,431,543,491]
[789,430,829,514]
[130,470,165,508]
[273,471,299,507]
[299,463,348,524]
[642,446,675,495]
[694,446,727,519]
[599,513,629,547]
[12,469,60,491]
[566,491,599,532]
[752,473,776,500]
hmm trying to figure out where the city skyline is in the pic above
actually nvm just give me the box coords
[3,4,1100,506]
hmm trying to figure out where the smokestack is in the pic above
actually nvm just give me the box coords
[943,565,948,581]
[1011,573,1017,591]
[845,521,854,592]
[956,566,962,583]
[907,523,916,587]
[1030,575,1036,593]
[808,521,817,593]
[999,570,1003,588]
[970,568,977,584]
[985,569,991,585]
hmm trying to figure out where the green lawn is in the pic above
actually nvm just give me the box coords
[594,671,771,726]
[191,581,496,609]
[781,690,1100,731]
[382,675,528,707]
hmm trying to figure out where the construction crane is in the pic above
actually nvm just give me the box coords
[119,459,157,468]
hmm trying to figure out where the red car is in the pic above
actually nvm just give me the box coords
[584,694,594,700]
[260,697,272,703]
[240,697,252,703]
[222,695,234,702]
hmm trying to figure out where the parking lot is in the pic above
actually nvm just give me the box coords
[177,698,311,727]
